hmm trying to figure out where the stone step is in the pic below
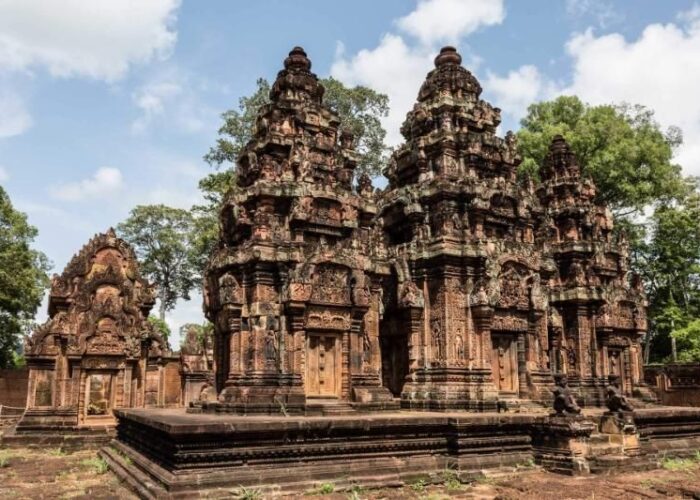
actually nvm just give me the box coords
[305,400,356,416]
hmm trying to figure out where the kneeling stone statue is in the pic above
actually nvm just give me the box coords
[605,375,634,413]
[552,374,581,415]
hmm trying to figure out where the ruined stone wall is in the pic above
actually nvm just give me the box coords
[645,363,700,406]
[0,368,29,409]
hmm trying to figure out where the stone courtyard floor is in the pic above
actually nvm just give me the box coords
[2,444,700,499]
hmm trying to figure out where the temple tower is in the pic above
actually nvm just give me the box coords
[538,136,649,403]
[379,47,554,410]
[203,47,395,414]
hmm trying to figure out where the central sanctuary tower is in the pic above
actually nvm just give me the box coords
[202,46,649,415]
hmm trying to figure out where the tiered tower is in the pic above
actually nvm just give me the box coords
[202,46,649,414]
[204,48,395,414]
[538,136,649,403]
[379,47,554,410]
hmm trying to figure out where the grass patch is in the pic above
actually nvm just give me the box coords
[47,447,67,457]
[317,482,335,494]
[347,483,365,500]
[80,457,109,474]
[441,469,462,491]
[409,478,427,493]
[231,486,263,500]
[0,449,16,467]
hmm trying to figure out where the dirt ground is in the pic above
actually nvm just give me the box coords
[0,446,134,499]
[2,445,700,499]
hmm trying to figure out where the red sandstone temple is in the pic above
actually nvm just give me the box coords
[18,229,179,430]
[201,46,650,415]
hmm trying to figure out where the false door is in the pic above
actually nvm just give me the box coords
[608,348,628,394]
[306,333,340,398]
[491,333,518,394]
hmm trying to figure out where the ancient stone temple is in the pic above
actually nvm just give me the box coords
[203,46,394,414]
[105,47,700,498]
[200,46,649,414]
[19,229,170,430]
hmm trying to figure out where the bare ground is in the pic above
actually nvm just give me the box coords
[2,445,700,499]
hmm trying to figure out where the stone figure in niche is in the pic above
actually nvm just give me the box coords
[605,375,633,413]
[264,329,278,368]
[552,375,581,415]
[362,329,371,363]
[455,333,465,361]
[431,318,444,360]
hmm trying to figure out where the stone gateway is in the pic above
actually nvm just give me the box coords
[17,229,176,434]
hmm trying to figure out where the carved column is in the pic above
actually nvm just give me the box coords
[472,305,494,370]
[574,305,593,378]
[517,332,527,397]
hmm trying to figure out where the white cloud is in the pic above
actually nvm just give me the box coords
[396,0,505,45]
[0,166,8,182]
[131,80,183,133]
[50,167,125,202]
[484,65,558,125]
[0,0,180,81]
[563,10,700,176]
[332,35,435,146]
[565,0,622,28]
[131,69,218,135]
[0,88,32,137]
[331,0,503,146]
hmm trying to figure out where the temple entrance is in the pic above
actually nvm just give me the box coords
[85,371,114,419]
[306,333,341,398]
[491,333,518,395]
[380,334,409,397]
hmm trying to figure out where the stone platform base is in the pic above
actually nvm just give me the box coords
[2,424,115,450]
[103,407,700,499]
[104,409,540,498]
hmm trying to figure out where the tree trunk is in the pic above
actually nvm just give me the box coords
[159,288,166,322]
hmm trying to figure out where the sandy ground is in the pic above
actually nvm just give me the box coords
[2,444,700,499]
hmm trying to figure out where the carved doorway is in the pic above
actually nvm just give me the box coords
[491,333,518,395]
[306,333,341,398]
[84,371,115,422]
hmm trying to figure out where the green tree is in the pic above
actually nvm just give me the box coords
[117,205,198,322]
[635,193,700,361]
[517,96,688,216]
[148,315,172,349]
[0,186,50,367]
[193,77,390,272]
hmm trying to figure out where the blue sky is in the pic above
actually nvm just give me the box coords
[1,0,699,346]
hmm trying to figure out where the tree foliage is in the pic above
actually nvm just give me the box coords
[147,315,172,349]
[0,186,50,367]
[634,193,700,361]
[517,96,688,216]
[117,205,198,321]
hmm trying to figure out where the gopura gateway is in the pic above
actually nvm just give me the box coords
[201,46,649,413]
[17,229,178,432]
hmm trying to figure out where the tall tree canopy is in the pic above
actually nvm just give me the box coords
[634,193,700,361]
[117,205,198,322]
[0,186,50,367]
[517,96,689,216]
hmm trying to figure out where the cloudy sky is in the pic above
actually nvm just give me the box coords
[1,0,699,346]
